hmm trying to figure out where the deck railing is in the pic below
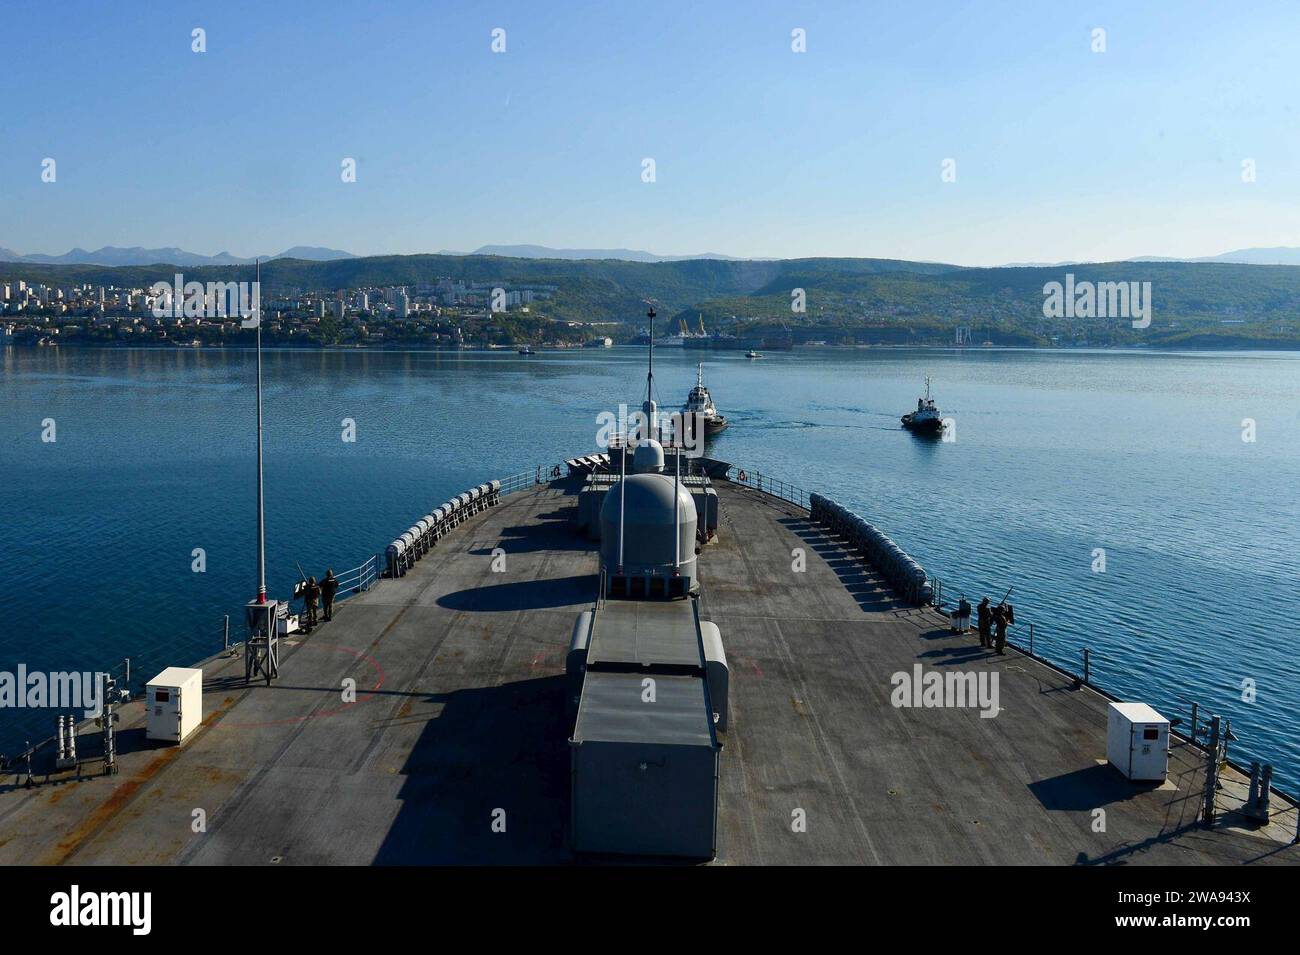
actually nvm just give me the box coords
[334,554,379,600]
[725,466,809,511]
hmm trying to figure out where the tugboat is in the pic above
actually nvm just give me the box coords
[682,362,728,438]
[901,377,944,436]
[745,350,762,359]
[517,345,536,355]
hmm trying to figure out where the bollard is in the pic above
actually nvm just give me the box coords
[55,715,78,771]
[1258,764,1273,820]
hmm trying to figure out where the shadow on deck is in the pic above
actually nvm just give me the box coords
[374,675,571,864]
[437,574,598,612]
[779,515,896,612]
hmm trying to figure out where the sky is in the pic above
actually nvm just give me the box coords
[2,0,1298,266]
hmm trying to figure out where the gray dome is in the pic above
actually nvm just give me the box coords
[600,473,694,525]
[599,473,698,576]
[632,439,665,473]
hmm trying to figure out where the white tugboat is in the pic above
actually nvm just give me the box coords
[682,362,728,438]
[901,376,944,435]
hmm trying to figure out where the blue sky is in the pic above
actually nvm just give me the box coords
[2,0,1298,265]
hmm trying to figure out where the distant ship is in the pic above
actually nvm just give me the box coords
[901,377,944,435]
[682,362,728,437]
[517,345,536,355]
[745,350,762,359]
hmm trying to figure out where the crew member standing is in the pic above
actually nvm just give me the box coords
[954,596,972,634]
[977,597,992,648]
[320,568,339,622]
[304,575,320,630]
[993,604,1009,655]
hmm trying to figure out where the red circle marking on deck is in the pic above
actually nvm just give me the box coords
[222,643,387,728]
[531,648,564,668]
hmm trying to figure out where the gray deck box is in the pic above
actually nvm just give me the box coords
[570,671,719,859]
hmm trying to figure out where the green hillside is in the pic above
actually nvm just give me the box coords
[5,253,1299,346]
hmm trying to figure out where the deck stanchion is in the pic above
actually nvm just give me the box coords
[1258,764,1273,820]
[1202,716,1222,827]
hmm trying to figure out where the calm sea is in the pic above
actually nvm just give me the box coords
[2,345,1297,788]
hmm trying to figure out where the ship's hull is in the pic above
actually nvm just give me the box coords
[901,413,943,435]
[681,412,727,444]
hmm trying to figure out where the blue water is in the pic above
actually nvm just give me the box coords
[2,345,1297,789]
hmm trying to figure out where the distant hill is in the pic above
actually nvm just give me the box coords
[470,244,759,263]
[1131,246,1300,266]
[4,251,1299,347]
[274,246,358,262]
[0,245,356,266]
[1005,246,1300,268]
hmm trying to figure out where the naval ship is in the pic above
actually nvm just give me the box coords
[2,310,1298,866]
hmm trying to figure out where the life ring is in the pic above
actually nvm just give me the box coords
[551,465,561,478]
[737,469,748,482]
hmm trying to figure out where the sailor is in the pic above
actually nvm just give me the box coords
[977,597,992,648]
[304,575,320,629]
[993,604,1009,655]
[320,568,339,622]
[954,596,972,633]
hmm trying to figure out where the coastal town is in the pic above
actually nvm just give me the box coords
[0,276,616,349]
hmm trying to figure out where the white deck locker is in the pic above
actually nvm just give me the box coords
[146,667,203,744]
[1106,701,1170,782]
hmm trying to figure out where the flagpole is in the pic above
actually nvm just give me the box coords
[255,258,266,603]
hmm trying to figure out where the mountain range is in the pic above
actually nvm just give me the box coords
[0,245,357,267]
[4,242,1299,268]
[1005,247,1300,267]
[456,244,759,262]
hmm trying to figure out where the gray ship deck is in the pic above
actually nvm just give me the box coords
[2,478,1296,865]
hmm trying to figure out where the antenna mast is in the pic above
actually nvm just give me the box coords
[646,305,655,400]
[642,305,657,442]
[255,258,266,603]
